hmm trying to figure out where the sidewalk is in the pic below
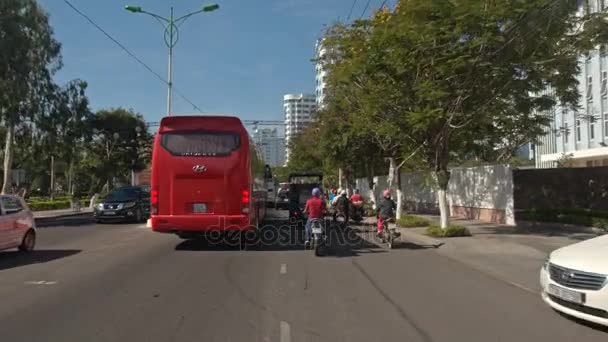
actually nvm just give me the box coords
[376,215,603,293]
[33,207,93,219]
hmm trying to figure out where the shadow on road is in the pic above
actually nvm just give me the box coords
[444,218,601,241]
[557,311,608,334]
[174,217,435,257]
[0,249,81,271]
[36,216,96,228]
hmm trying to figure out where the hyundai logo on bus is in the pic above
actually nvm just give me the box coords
[192,165,207,173]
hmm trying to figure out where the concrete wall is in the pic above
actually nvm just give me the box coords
[448,165,514,225]
[355,164,515,225]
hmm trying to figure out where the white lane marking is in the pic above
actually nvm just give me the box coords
[25,281,57,285]
[280,263,287,274]
[280,321,291,342]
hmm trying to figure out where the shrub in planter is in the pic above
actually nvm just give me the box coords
[397,215,431,228]
[426,224,471,237]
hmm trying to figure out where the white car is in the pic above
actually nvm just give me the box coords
[540,234,608,327]
[0,195,36,252]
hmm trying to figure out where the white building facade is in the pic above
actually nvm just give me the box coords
[252,127,285,167]
[284,93,317,164]
[315,39,329,109]
[536,1,608,168]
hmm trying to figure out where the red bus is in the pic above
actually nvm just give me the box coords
[150,116,268,239]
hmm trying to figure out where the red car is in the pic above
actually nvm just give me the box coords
[0,195,36,252]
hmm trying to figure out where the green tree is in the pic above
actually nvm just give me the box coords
[83,108,152,193]
[285,126,324,173]
[35,80,93,197]
[0,0,62,194]
[320,0,608,228]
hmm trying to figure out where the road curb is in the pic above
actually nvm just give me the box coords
[34,212,94,228]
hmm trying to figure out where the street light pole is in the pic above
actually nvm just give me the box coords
[166,6,174,117]
[125,4,220,116]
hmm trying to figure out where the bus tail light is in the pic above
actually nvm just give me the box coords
[151,189,159,214]
[241,189,250,214]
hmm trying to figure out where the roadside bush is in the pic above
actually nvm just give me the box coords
[425,224,471,238]
[27,200,71,211]
[397,215,431,228]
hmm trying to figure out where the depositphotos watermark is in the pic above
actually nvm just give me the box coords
[189,218,364,247]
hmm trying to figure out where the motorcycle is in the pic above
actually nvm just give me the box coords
[350,203,364,223]
[334,207,348,229]
[308,218,328,256]
[378,216,400,249]
[289,200,305,228]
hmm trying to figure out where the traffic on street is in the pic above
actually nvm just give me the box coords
[3,0,608,341]
[0,210,606,341]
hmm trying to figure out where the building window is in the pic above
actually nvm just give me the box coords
[603,72,608,96]
[576,119,582,142]
[604,113,608,137]
[591,122,596,140]
[564,122,569,143]
[587,76,593,100]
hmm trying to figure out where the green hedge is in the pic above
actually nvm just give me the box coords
[28,200,71,211]
[426,224,471,237]
[518,209,608,230]
[397,215,431,228]
[28,196,90,203]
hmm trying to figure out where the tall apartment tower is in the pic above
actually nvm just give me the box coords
[283,93,317,164]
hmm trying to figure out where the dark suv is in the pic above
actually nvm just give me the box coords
[94,186,150,223]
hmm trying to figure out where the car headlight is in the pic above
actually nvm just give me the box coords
[97,203,104,210]
[123,202,137,209]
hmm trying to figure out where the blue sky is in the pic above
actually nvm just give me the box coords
[37,0,390,127]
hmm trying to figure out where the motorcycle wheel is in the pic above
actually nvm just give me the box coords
[315,242,327,256]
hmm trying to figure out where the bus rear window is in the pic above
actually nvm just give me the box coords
[160,132,241,157]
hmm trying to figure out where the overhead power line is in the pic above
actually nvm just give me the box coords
[360,0,373,19]
[346,0,358,21]
[62,0,205,113]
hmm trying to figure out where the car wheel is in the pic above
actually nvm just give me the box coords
[19,229,36,252]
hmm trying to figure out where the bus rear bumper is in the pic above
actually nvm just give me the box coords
[151,215,252,232]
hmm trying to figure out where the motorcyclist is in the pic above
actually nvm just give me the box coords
[350,189,364,220]
[333,189,350,224]
[303,187,326,246]
[376,189,401,239]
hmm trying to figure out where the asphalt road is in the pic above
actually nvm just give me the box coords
[0,210,606,342]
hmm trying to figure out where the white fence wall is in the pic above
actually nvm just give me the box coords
[355,164,515,225]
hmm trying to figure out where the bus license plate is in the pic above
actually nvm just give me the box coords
[312,227,323,234]
[193,203,207,213]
